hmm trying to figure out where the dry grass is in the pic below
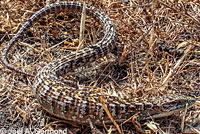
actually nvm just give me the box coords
[0,0,199,133]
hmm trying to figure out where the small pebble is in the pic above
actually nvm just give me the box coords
[123,0,129,4]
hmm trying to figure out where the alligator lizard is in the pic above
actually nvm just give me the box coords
[1,1,196,126]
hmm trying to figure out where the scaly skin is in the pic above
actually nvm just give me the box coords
[1,1,196,125]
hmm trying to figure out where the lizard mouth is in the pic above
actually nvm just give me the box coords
[140,98,196,120]
[162,99,196,111]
